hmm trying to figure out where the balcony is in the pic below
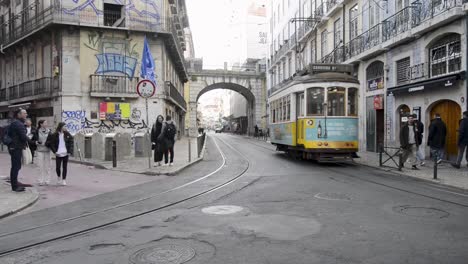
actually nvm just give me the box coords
[342,0,463,63]
[0,77,58,103]
[90,75,139,98]
[322,46,345,64]
[165,81,187,111]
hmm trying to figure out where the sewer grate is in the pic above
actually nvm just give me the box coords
[392,205,450,219]
[129,244,196,264]
[314,193,351,201]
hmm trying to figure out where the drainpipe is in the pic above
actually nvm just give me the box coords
[466,14,468,111]
[342,4,346,62]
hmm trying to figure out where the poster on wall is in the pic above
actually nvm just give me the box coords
[373,95,384,110]
[99,102,131,120]
[367,77,384,91]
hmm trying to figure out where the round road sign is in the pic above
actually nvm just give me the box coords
[137,80,156,98]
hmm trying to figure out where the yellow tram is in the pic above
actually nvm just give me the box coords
[268,64,359,162]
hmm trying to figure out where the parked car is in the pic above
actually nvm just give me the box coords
[215,127,223,133]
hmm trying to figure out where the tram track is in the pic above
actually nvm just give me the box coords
[227,134,468,208]
[0,135,251,257]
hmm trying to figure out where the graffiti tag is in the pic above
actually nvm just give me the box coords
[95,53,137,77]
[83,118,147,134]
[62,110,87,135]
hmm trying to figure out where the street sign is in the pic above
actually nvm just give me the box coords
[136,80,156,98]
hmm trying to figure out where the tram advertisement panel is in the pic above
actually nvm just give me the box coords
[304,118,358,148]
[270,122,296,146]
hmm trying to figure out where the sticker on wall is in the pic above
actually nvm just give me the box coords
[99,102,131,120]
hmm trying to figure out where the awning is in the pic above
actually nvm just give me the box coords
[387,72,465,95]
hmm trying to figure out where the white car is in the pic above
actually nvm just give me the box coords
[215,127,223,133]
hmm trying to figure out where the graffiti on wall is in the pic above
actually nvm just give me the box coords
[62,110,87,135]
[83,118,148,134]
[95,53,137,77]
[131,108,142,121]
[61,0,161,27]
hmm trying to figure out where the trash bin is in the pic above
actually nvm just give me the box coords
[104,133,116,161]
[134,132,146,157]
[84,134,93,159]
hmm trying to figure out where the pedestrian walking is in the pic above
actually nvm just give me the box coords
[25,119,37,163]
[400,115,422,170]
[254,124,259,138]
[428,113,447,164]
[151,115,165,167]
[33,120,51,185]
[5,109,30,192]
[159,116,177,166]
[452,111,468,169]
[413,116,425,166]
[47,122,74,186]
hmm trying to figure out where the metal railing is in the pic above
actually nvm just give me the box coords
[165,81,187,110]
[1,77,57,102]
[90,75,139,95]
[382,6,414,42]
[412,0,462,26]
[321,46,345,64]
[345,24,382,60]
[379,145,404,171]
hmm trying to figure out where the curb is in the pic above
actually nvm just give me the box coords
[0,187,40,220]
[66,136,208,176]
[356,161,468,191]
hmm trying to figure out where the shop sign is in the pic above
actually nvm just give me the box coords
[373,95,384,110]
[408,86,424,92]
[444,80,453,87]
[367,77,384,91]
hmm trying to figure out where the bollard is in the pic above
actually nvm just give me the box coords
[433,156,438,180]
[112,140,117,168]
[379,145,383,167]
[188,138,191,162]
[398,152,403,171]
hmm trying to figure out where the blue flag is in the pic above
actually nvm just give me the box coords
[140,37,157,86]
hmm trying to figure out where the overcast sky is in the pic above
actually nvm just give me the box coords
[186,0,245,69]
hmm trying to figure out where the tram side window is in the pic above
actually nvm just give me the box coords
[348,88,358,116]
[286,96,291,121]
[279,100,283,122]
[327,87,345,116]
[306,87,324,115]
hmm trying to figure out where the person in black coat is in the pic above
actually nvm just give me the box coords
[413,116,425,166]
[428,113,447,164]
[46,122,74,186]
[452,111,468,168]
[151,115,165,166]
[7,109,29,192]
[400,115,422,170]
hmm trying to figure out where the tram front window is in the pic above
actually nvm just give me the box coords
[307,87,324,115]
[348,87,358,116]
[327,87,345,116]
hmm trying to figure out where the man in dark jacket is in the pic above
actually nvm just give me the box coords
[400,115,422,170]
[413,116,425,166]
[7,109,29,192]
[452,111,468,168]
[428,113,447,164]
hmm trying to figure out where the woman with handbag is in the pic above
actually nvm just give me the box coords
[151,115,165,166]
[33,120,51,185]
[46,122,74,186]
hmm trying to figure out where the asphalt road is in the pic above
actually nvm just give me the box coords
[1,133,467,264]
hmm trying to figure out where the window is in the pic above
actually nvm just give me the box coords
[298,93,305,117]
[310,39,316,63]
[286,96,291,120]
[279,100,283,121]
[321,30,328,58]
[283,61,287,79]
[334,18,342,48]
[104,3,124,27]
[396,0,410,11]
[327,87,345,116]
[430,34,461,77]
[348,88,358,116]
[307,87,324,115]
[369,0,380,27]
[366,61,385,91]
[396,57,410,85]
[349,5,358,40]
[288,56,292,77]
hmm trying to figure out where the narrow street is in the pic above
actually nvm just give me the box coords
[1,134,467,264]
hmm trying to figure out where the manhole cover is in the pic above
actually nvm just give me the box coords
[202,205,244,215]
[392,205,449,219]
[314,193,351,201]
[129,244,195,264]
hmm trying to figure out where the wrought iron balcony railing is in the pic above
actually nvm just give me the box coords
[345,23,382,60]
[412,0,462,26]
[165,81,187,111]
[90,75,139,96]
[382,6,414,42]
[1,77,58,102]
[321,46,345,64]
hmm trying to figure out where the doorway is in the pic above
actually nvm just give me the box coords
[430,100,461,160]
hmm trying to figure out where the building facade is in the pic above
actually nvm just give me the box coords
[0,0,189,136]
[267,0,468,160]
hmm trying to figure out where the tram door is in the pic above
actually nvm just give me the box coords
[297,92,305,145]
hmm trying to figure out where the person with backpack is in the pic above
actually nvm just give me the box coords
[33,120,52,185]
[46,122,74,186]
[159,115,177,166]
[151,115,165,167]
[4,109,30,192]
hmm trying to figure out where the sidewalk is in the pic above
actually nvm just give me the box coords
[356,151,468,190]
[71,136,204,175]
[0,177,39,219]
